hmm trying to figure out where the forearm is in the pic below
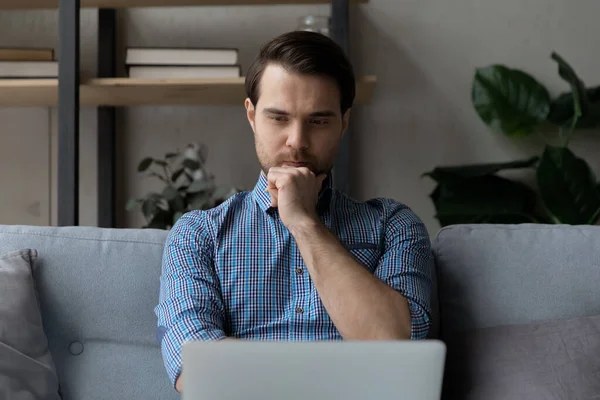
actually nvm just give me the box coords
[290,219,412,340]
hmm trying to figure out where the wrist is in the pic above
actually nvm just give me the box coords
[287,215,322,237]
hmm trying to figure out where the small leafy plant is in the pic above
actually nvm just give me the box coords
[424,52,600,227]
[127,143,239,229]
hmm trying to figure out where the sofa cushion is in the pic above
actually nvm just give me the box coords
[442,314,600,400]
[0,249,61,400]
[433,224,600,336]
[0,225,176,400]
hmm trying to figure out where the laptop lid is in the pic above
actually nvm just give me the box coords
[182,340,446,400]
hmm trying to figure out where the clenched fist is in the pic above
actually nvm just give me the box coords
[266,167,327,230]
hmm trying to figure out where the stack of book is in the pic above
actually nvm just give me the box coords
[0,47,58,78]
[125,47,240,79]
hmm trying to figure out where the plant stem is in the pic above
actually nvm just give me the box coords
[162,165,172,184]
[562,117,578,148]
[588,207,600,225]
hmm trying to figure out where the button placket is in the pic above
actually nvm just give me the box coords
[295,266,305,316]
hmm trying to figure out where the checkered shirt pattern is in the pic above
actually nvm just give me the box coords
[154,173,434,387]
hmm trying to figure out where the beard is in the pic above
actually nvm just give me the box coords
[255,140,333,177]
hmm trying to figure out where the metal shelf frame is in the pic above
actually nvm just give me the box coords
[56,0,352,226]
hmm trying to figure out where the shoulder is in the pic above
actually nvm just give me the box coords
[334,191,429,236]
[167,190,253,246]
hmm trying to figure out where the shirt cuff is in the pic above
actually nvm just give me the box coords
[160,323,227,388]
[407,300,431,340]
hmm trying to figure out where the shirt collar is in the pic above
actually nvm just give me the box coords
[252,170,334,214]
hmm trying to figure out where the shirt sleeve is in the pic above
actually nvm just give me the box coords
[154,211,227,388]
[373,201,434,340]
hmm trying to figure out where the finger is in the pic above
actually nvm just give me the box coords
[296,167,314,177]
[266,168,286,187]
[267,168,295,190]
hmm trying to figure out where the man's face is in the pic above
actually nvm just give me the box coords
[245,64,350,177]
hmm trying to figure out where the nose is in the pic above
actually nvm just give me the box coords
[285,121,309,150]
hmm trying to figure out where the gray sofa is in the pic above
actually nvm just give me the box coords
[1,223,599,399]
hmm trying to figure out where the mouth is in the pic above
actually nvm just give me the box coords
[281,161,309,168]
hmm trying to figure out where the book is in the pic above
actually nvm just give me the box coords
[128,65,241,79]
[0,48,54,61]
[125,47,238,66]
[0,61,58,78]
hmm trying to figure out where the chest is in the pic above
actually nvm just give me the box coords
[211,209,383,337]
[213,210,382,289]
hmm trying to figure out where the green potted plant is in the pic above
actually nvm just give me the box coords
[423,52,600,227]
[127,143,239,229]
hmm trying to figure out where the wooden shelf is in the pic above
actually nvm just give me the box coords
[0,79,58,106]
[0,76,376,107]
[0,0,367,9]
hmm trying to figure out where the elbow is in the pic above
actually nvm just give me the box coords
[345,324,411,341]
[378,325,411,341]
[175,374,183,393]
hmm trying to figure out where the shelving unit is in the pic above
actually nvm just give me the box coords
[0,0,366,9]
[0,76,376,106]
[3,0,374,227]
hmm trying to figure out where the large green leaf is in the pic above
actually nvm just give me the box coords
[424,157,539,183]
[537,146,600,224]
[547,86,600,130]
[430,175,541,227]
[472,65,551,137]
[550,52,588,130]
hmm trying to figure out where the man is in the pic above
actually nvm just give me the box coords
[155,30,433,393]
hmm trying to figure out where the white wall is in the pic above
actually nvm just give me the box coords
[1,0,599,233]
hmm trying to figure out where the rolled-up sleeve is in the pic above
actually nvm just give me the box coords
[374,201,434,340]
[154,211,227,388]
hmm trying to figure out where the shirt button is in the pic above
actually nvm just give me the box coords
[295,307,304,314]
[296,268,303,275]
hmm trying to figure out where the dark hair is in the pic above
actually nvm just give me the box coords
[245,31,355,114]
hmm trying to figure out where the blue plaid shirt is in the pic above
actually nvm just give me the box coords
[155,173,433,386]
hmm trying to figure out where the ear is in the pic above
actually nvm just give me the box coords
[341,108,351,137]
[245,98,256,133]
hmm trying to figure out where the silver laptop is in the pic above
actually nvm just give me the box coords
[182,340,446,400]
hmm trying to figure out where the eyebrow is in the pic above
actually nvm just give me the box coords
[262,108,337,117]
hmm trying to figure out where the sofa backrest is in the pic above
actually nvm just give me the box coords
[432,223,600,337]
[0,225,175,400]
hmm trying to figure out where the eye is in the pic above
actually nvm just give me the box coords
[310,118,329,125]
[269,116,288,122]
